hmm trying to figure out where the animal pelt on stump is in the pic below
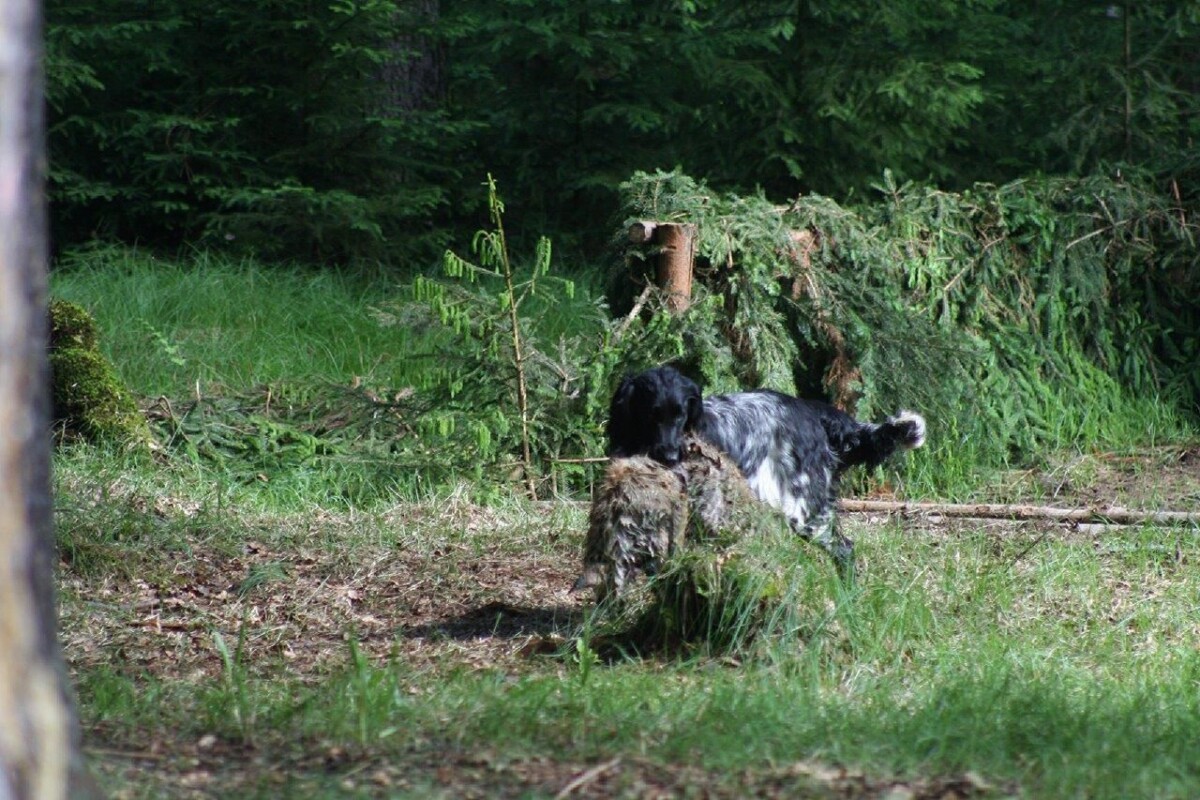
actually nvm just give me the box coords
[574,435,784,602]
[674,434,783,545]
[573,456,688,602]
[574,436,826,655]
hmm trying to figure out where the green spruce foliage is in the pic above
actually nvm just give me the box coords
[49,172,1197,500]
[615,169,1199,474]
[47,1,1199,262]
[397,170,1195,497]
[46,0,468,262]
[384,176,608,495]
[955,2,1200,183]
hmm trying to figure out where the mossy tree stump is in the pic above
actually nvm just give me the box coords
[48,300,150,446]
[592,520,834,658]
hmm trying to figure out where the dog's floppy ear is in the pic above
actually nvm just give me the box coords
[606,374,637,456]
[681,373,703,430]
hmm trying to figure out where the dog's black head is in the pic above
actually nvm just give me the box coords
[606,366,703,465]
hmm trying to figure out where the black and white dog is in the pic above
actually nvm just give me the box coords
[606,365,926,573]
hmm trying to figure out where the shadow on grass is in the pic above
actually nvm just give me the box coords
[400,600,585,643]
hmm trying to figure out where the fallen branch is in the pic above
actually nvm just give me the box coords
[554,757,621,799]
[840,499,1200,527]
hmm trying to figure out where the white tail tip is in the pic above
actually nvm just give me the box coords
[891,410,926,449]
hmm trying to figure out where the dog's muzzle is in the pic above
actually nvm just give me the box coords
[650,444,682,465]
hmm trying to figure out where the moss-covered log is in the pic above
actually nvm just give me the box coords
[48,300,149,446]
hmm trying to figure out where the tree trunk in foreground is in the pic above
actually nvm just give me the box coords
[0,0,95,796]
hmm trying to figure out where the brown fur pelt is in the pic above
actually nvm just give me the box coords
[574,434,781,601]
[573,455,687,602]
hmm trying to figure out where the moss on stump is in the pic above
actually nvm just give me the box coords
[49,298,100,350]
[49,300,150,446]
[594,528,832,658]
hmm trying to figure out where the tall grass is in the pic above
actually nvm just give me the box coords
[51,245,1197,509]
[901,377,1194,502]
[51,246,431,397]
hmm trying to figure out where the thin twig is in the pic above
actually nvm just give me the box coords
[1064,225,1112,251]
[488,175,537,499]
[613,284,652,342]
[554,758,621,799]
[1171,179,1186,227]
[940,261,973,295]
[83,747,165,761]
[1010,528,1052,564]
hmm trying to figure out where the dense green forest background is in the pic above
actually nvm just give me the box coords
[46,0,1200,263]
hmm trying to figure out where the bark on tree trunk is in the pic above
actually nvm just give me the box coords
[0,1,96,796]
[378,0,444,115]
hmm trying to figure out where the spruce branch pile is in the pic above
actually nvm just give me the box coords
[387,170,1196,496]
[617,169,1198,466]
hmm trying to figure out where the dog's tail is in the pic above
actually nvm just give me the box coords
[824,408,926,473]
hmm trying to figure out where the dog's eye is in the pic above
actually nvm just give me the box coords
[658,403,682,420]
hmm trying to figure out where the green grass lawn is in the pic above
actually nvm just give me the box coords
[53,247,1200,798]
[51,246,434,396]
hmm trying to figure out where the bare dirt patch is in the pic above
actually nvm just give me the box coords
[61,504,589,683]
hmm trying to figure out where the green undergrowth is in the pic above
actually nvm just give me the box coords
[50,243,618,502]
[53,180,1200,799]
[51,164,1200,505]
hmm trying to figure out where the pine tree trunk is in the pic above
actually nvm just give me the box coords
[0,1,96,796]
[378,0,444,114]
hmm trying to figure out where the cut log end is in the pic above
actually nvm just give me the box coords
[655,223,695,314]
[628,221,658,244]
